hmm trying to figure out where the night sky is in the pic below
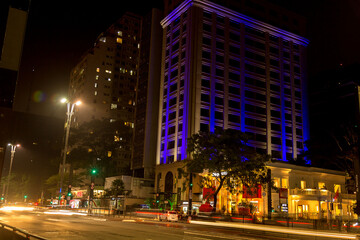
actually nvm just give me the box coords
[14,0,360,119]
[7,0,360,199]
[14,0,163,119]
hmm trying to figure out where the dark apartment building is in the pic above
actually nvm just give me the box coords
[69,10,164,179]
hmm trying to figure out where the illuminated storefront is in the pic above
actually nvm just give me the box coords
[202,162,356,220]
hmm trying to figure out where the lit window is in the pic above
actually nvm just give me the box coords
[111,103,117,109]
[300,180,306,189]
[130,70,133,75]
[96,75,99,80]
[132,123,134,128]
[88,148,93,152]
[108,78,111,81]
[281,178,288,188]
[94,91,98,96]
[100,37,106,42]
[94,83,98,88]
[137,43,140,49]
[128,100,132,105]
[116,37,122,44]
[96,68,100,72]
[117,31,122,36]
[108,151,112,157]
[273,178,280,188]
[334,184,341,193]
[318,182,326,189]
[110,119,116,122]
[105,70,112,74]
[114,136,120,142]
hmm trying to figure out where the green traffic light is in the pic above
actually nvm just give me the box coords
[67,192,72,196]
[91,168,98,174]
[24,195,27,199]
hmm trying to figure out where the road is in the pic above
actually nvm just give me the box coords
[0,208,358,240]
[0,208,259,240]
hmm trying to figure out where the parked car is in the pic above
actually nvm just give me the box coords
[160,211,179,222]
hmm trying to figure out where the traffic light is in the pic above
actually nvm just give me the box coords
[190,183,193,187]
[24,195,27,199]
[91,168,98,175]
[67,192,72,197]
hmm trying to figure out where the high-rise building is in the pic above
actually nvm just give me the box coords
[69,12,142,175]
[132,9,163,179]
[155,0,309,204]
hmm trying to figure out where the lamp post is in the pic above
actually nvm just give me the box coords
[58,98,81,204]
[5,143,20,204]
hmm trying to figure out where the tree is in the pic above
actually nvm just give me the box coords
[105,179,127,209]
[68,119,133,178]
[186,128,269,212]
[44,172,86,199]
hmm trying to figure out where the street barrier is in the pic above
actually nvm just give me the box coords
[0,221,47,240]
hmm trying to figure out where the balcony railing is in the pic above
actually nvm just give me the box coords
[290,188,332,197]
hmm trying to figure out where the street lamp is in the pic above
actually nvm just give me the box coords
[59,98,81,203]
[5,143,20,204]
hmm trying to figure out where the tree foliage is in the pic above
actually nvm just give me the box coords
[185,128,270,212]
[43,172,86,199]
[105,179,125,197]
[68,119,133,177]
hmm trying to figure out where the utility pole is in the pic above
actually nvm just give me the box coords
[188,173,193,216]
[5,144,20,204]
[59,99,81,205]
[355,86,360,217]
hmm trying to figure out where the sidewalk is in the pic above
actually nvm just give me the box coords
[190,220,360,240]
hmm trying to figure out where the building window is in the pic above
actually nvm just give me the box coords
[96,68,100,72]
[281,178,288,188]
[201,108,210,117]
[273,178,280,188]
[200,123,209,132]
[117,37,122,44]
[318,182,326,190]
[334,184,341,193]
[300,180,306,189]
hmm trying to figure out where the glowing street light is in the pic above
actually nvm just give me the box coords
[58,98,81,204]
[5,143,20,203]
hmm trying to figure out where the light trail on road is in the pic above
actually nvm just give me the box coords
[191,220,358,239]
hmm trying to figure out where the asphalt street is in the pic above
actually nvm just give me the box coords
[0,209,357,240]
[0,209,258,240]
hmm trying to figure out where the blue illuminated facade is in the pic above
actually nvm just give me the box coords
[156,0,310,167]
